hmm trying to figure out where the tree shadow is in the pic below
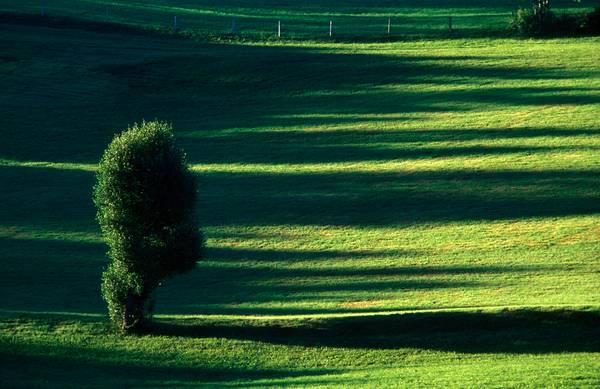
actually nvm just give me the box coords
[1,25,599,346]
[181,126,600,164]
[0,164,96,228]
[2,163,589,317]
[0,342,335,386]
[206,246,416,262]
[199,168,600,226]
[3,26,599,164]
[149,308,600,354]
[0,236,106,313]
[156,254,554,315]
[0,222,551,316]
[99,49,599,138]
[3,161,599,229]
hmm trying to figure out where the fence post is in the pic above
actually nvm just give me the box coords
[387,17,391,35]
[231,17,237,34]
[173,15,177,31]
[278,20,281,38]
[448,16,453,32]
[40,0,44,16]
[329,20,333,37]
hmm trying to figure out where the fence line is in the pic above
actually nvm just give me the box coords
[20,3,516,39]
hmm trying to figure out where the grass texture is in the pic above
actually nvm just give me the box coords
[0,0,596,39]
[0,1,600,387]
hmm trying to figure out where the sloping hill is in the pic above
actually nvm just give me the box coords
[1,6,599,387]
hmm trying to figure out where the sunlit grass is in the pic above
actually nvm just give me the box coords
[0,3,599,387]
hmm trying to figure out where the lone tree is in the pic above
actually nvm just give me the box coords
[94,121,203,332]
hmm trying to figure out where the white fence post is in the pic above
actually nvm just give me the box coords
[231,17,237,33]
[329,20,333,37]
[173,15,177,31]
[278,20,281,38]
[387,18,391,35]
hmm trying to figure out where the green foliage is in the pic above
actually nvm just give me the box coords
[509,7,576,36]
[93,121,203,332]
[509,1,600,37]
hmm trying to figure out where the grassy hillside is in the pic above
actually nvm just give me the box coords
[1,2,600,387]
[0,0,596,39]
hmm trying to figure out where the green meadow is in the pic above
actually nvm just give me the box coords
[0,0,595,39]
[1,1,600,387]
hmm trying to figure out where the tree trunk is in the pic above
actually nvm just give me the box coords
[123,293,144,332]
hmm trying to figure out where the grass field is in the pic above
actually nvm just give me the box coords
[1,1,600,387]
[0,0,596,39]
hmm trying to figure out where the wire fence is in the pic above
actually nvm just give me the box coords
[2,1,592,40]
